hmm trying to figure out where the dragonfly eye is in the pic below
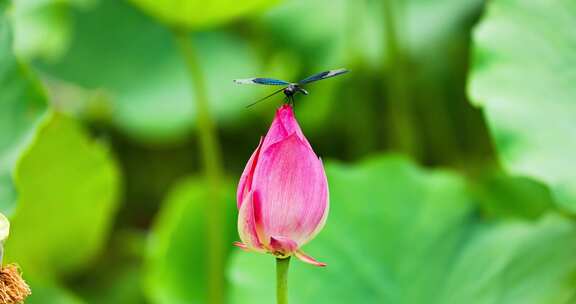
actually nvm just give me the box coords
[285,87,301,97]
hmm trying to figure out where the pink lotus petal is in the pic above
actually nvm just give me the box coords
[295,250,327,267]
[262,105,311,150]
[298,158,330,246]
[252,134,328,246]
[237,191,263,250]
[252,190,269,247]
[269,236,298,256]
[237,137,263,208]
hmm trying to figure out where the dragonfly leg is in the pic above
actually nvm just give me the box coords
[288,95,295,109]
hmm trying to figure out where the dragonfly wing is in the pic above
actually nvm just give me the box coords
[234,77,290,86]
[298,68,349,84]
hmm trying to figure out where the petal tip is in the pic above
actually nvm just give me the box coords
[295,250,327,267]
[278,104,293,112]
[233,241,250,251]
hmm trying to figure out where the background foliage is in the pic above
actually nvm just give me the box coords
[0,0,575,303]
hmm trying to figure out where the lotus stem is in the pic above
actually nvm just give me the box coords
[173,29,225,304]
[276,257,290,304]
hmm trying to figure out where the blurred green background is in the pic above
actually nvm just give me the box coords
[1,0,576,303]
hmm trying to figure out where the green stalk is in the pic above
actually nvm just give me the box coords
[173,29,225,304]
[382,0,419,159]
[276,257,291,304]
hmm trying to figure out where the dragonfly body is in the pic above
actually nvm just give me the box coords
[234,68,348,107]
[284,84,308,98]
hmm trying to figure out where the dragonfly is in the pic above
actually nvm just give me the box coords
[234,68,349,108]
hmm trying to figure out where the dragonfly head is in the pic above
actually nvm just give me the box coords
[283,86,295,97]
[283,84,308,101]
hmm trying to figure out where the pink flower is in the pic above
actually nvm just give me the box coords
[235,104,329,266]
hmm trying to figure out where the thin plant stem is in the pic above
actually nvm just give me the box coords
[383,0,419,159]
[276,257,291,304]
[173,29,225,304]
